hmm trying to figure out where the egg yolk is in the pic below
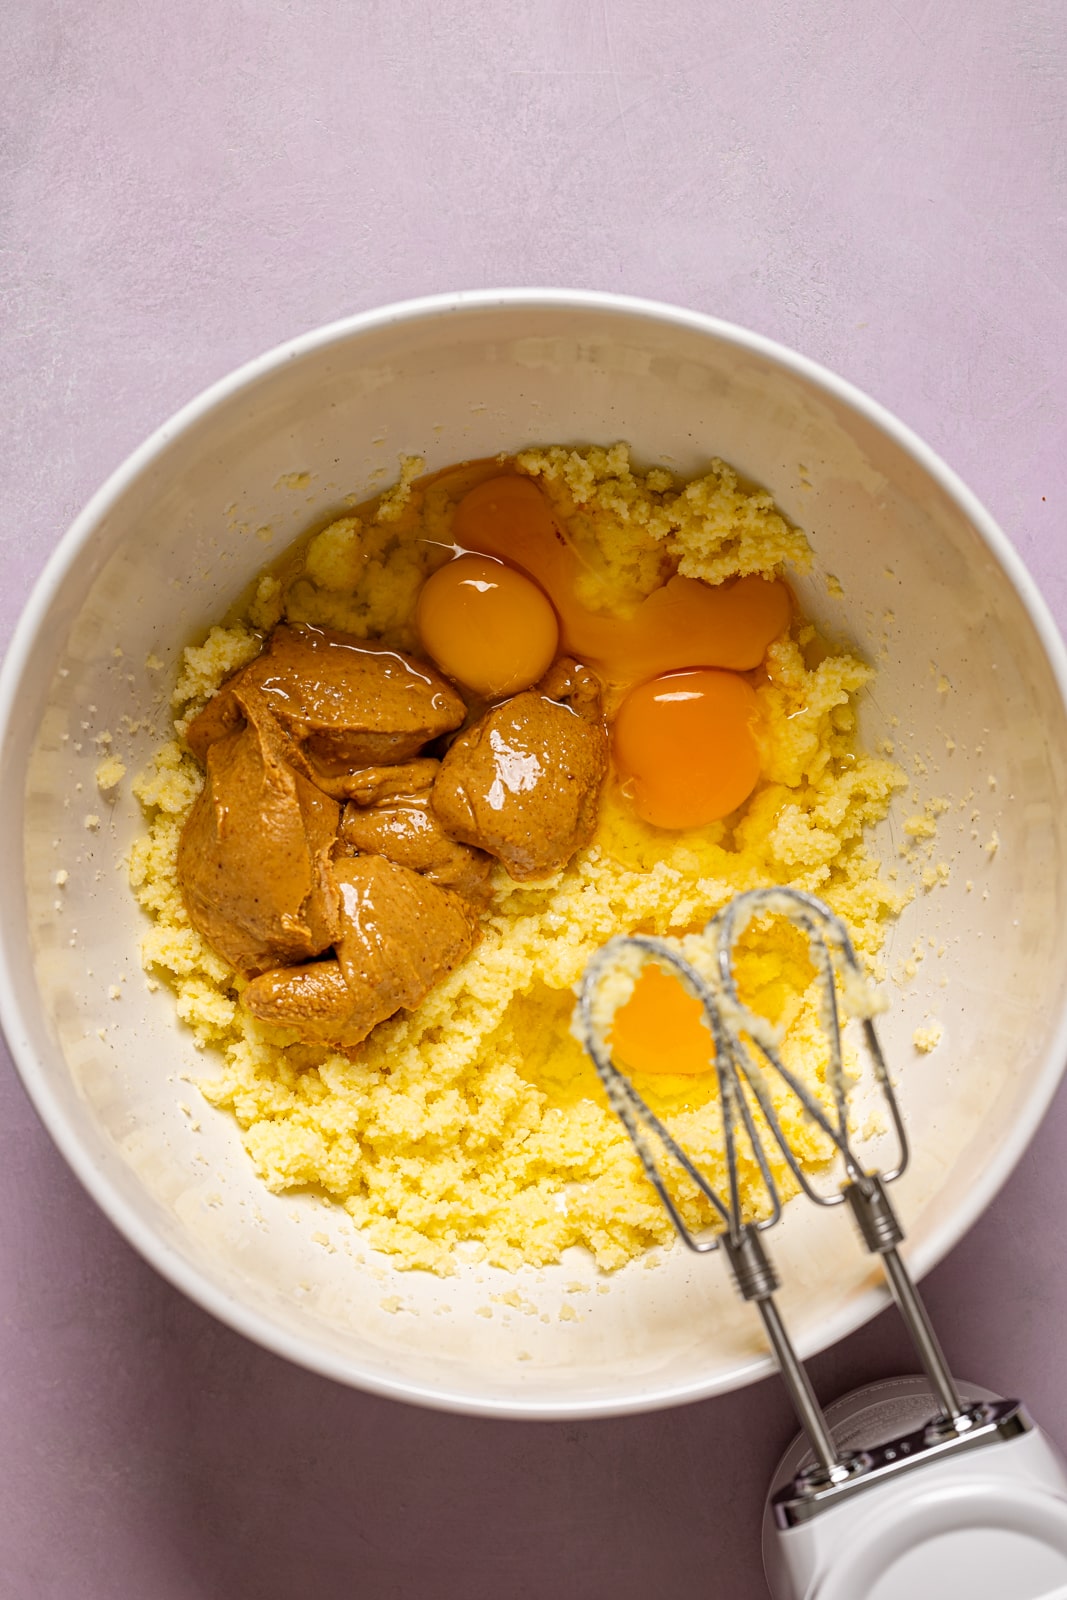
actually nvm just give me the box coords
[610,962,715,1075]
[612,668,761,829]
[452,474,790,683]
[417,554,559,698]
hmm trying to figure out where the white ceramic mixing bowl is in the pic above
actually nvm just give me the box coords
[3,290,1066,1419]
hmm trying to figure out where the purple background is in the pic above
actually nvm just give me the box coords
[2,2,1066,1595]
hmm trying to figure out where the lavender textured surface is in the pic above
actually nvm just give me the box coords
[2,2,1066,1595]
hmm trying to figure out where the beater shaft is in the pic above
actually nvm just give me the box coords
[881,1248,964,1421]
[845,1176,964,1420]
[757,1297,840,1475]
[723,1227,842,1475]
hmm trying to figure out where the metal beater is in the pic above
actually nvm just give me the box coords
[577,889,1067,1600]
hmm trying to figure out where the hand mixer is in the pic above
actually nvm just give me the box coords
[576,889,1067,1600]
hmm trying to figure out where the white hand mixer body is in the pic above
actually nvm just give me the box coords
[766,1376,1067,1600]
[576,890,1067,1600]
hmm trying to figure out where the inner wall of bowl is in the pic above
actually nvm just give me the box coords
[12,300,1067,1414]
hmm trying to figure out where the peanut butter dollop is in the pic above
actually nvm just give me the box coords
[177,693,341,976]
[340,760,493,903]
[185,623,466,778]
[430,657,608,881]
[241,856,478,1047]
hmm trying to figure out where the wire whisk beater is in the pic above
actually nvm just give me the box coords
[576,888,974,1500]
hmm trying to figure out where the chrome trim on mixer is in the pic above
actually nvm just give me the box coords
[773,1399,1033,1528]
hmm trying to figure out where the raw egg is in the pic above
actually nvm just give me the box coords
[417,554,559,698]
[612,668,761,829]
[610,961,715,1076]
[453,475,791,683]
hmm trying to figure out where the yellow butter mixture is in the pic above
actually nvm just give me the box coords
[130,445,906,1272]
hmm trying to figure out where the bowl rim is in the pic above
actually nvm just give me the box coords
[3,286,1067,1419]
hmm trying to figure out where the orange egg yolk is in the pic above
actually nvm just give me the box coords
[452,474,790,683]
[612,669,761,829]
[416,554,559,698]
[610,962,716,1076]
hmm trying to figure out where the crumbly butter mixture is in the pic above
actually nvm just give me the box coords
[130,446,906,1273]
